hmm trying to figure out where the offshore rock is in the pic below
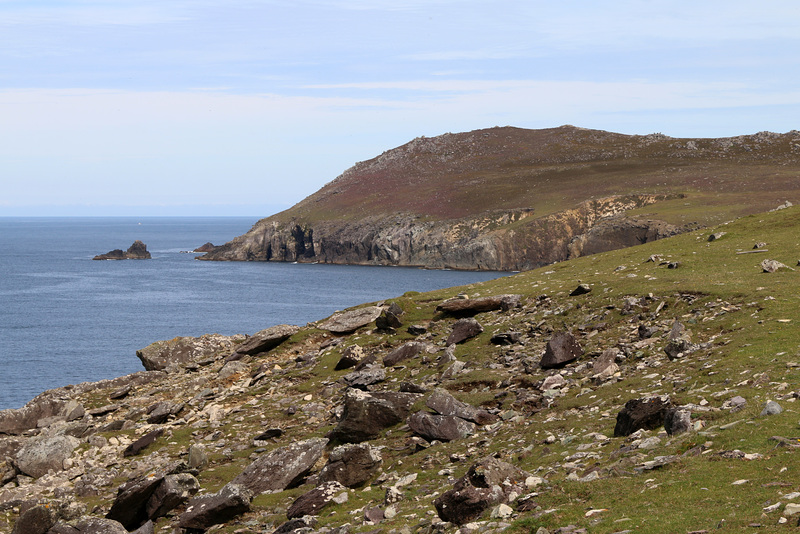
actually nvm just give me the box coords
[93,240,151,260]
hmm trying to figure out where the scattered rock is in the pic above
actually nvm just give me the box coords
[383,342,430,367]
[318,443,383,488]
[664,407,692,436]
[446,318,484,345]
[318,306,383,333]
[490,332,522,345]
[340,364,385,389]
[234,324,300,356]
[761,259,791,273]
[540,332,582,369]
[708,232,726,242]
[425,388,498,425]
[408,411,475,441]
[123,429,165,457]
[761,400,783,416]
[664,321,698,360]
[614,396,673,437]
[228,438,328,495]
[286,481,347,518]
[178,484,252,530]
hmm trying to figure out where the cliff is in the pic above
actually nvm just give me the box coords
[200,126,800,270]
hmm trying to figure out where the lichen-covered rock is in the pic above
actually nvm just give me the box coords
[11,504,56,534]
[286,481,346,518]
[318,307,383,333]
[136,334,240,371]
[15,434,79,479]
[228,438,328,495]
[318,443,383,488]
[425,389,497,425]
[178,484,252,531]
[328,390,420,443]
[233,324,300,356]
[383,342,430,367]
[408,411,475,442]
[446,318,484,345]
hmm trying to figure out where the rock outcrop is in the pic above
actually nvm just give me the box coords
[93,240,151,260]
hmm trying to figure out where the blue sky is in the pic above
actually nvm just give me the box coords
[2,1,799,216]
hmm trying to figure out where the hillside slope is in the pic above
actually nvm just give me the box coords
[201,126,800,270]
[2,206,800,533]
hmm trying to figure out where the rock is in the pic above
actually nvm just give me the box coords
[434,457,530,525]
[408,411,475,441]
[425,388,498,425]
[93,240,151,260]
[106,469,168,529]
[569,284,591,296]
[145,401,182,424]
[761,400,783,416]
[286,481,347,518]
[145,473,200,520]
[663,321,698,360]
[376,305,404,330]
[187,444,209,470]
[193,242,217,253]
[228,438,328,495]
[614,396,673,437]
[178,483,252,530]
[664,407,692,436]
[383,342,429,367]
[407,324,428,335]
[761,259,790,273]
[592,348,619,379]
[446,318,484,345]
[436,295,522,316]
[130,521,155,534]
[335,345,364,370]
[340,364,385,389]
[15,434,79,478]
[11,504,56,534]
[490,332,522,345]
[123,429,164,457]
[234,324,300,356]
[72,517,129,533]
[708,232,726,242]
[272,517,318,534]
[540,332,582,369]
[364,506,385,524]
[722,396,747,412]
[318,306,383,333]
[136,333,239,371]
[0,397,70,435]
[318,443,383,487]
[328,389,420,443]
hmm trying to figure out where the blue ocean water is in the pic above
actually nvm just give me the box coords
[0,217,507,410]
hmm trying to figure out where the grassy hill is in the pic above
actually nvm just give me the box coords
[4,204,800,533]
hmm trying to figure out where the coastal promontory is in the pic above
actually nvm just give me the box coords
[93,240,151,260]
[200,125,800,271]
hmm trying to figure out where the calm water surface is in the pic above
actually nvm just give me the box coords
[0,217,507,409]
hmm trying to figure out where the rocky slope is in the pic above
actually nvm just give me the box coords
[201,126,800,270]
[2,205,800,533]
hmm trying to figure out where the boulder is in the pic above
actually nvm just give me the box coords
[286,481,346,519]
[539,332,582,369]
[592,348,620,380]
[383,342,429,367]
[436,295,521,316]
[0,398,69,435]
[335,345,365,370]
[614,396,673,437]
[11,504,56,534]
[318,306,383,333]
[145,401,183,424]
[123,429,165,457]
[375,304,404,330]
[228,438,328,495]
[490,332,521,345]
[340,364,385,389]
[408,411,475,441]
[761,259,790,273]
[663,321,698,360]
[72,517,129,533]
[178,484,252,531]
[446,318,484,345]
[329,389,420,443]
[145,473,200,520]
[664,407,692,436]
[136,333,239,371]
[425,388,497,425]
[234,324,300,356]
[761,400,783,416]
[106,469,168,529]
[15,434,79,479]
[569,283,591,296]
[318,443,383,488]
[434,457,530,525]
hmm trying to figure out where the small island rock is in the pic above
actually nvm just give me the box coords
[93,240,151,260]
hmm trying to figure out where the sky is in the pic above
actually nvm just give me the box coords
[2,1,799,216]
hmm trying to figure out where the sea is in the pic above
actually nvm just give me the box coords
[0,217,508,410]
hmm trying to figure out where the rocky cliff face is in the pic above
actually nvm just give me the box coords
[200,125,800,270]
[201,195,682,271]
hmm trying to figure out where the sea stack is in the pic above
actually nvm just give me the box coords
[93,240,152,260]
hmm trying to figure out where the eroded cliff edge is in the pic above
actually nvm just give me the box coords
[200,125,800,270]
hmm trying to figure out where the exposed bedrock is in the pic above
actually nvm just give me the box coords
[201,195,683,271]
